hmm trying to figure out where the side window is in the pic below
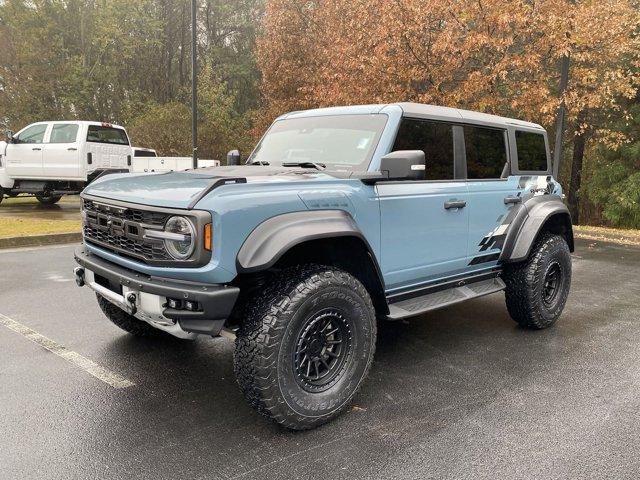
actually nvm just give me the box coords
[14,124,47,144]
[392,118,454,180]
[464,126,508,179]
[49,124,79,143]
[516,130,548,171]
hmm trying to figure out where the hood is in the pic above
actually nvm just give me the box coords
[83,166,338,209]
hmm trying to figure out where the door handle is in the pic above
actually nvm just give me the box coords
[504,196,522,204]
[444,200,467,210]
[67,147,78,151]
[32,147,42,151]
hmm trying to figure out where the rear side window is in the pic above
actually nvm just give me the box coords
[464,126,507,179]
[516,131,548,171]
[87,125,129,145]
[49,124,79,143]
[15,124,47,144]
[392,118,454,180]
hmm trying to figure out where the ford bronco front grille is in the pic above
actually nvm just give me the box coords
[82,198,172,263]
[82,224,171,261]
[80,196,212,267]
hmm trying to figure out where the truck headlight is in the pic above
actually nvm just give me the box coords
[163,216,196,260]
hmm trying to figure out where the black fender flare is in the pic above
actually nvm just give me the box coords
[236,210,382,277]
[500,195,574,263]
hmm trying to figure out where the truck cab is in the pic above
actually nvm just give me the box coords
[0,121,131,204]
[73,103,573,430]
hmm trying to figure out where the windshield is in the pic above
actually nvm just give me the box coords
[248,114,388,170]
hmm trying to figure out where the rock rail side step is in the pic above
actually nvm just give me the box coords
[387,276,506,320]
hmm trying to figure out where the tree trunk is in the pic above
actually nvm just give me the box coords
[567,118,588,223]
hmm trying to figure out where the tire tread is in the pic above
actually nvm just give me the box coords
[503,233,571,329]
[234,264,376,430]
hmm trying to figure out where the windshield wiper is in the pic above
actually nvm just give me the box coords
[282,161,326,171]
[249,160,270,166]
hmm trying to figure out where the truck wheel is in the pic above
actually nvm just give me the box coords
[234,265,377,430]
[503,233,571,329]
[35,194,62,205]
[96,294,159,337]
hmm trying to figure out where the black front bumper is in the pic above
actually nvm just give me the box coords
[74,245,240,336]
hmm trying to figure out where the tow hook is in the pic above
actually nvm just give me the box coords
[126,293,137,315]
[74,267,85,287]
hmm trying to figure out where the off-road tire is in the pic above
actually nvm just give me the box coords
[503,233,571,329]
[96,293,159,337]
[234,265,377,430]
[35,194,62,205]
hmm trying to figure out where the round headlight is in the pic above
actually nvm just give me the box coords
[164,216,195,260]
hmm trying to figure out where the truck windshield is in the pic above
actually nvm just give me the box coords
[248,114,387,170]
[87,125,129,145]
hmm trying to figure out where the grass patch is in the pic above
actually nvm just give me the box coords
[574,224,640,237]
[574,225,640,246]
[0,217,81,238]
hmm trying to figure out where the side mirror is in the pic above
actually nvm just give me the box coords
[226,149,240,166]
[379,150,426,181]
[6,130,14,143]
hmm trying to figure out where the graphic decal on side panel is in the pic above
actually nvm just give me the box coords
[467,176,556,266]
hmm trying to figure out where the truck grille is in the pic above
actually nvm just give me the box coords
[82,198,171,263]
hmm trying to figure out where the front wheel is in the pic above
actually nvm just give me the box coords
[234,265,377,430]
[36,194,62,205]
[503,233,572,329]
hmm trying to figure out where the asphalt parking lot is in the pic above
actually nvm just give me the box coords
[1,239,639,480]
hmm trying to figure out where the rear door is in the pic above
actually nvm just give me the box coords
[377,118,469,293]
[42,123,80,179]
[4,123,48,178]
[463,125,521,268]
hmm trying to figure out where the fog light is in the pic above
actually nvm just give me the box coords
[184,300,197,311]
[168,298,181,309]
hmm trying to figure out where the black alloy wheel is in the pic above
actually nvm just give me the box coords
[293,309,353,392]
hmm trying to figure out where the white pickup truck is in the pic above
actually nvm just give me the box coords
[0,121,132,205]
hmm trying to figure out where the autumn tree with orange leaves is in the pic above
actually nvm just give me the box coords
[257,0,640,221]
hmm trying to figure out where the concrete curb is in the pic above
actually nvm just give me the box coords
[0,232,82,249]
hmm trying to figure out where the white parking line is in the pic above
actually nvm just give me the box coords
[0,312,135,389]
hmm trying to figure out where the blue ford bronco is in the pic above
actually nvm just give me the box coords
[74,103,573,430]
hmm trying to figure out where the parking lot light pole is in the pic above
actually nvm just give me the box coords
[191,0,198,169]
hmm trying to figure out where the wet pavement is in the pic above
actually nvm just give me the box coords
[0,196,81,221]
[0,239,639,480]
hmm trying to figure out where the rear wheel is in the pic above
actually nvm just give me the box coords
[36,194,62,205]
[503,233,572,329]
[234,265,377,430]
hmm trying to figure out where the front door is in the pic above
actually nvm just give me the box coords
[42,123,80,179]
[378,118,469,293]
[5,123,48,178]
